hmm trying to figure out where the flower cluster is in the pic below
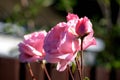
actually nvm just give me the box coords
[18,13,96,72]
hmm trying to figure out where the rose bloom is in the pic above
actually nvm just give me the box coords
[44,22,80,71]
[67,13,96,50]
[18,30,47,62]
[44,13,96,71]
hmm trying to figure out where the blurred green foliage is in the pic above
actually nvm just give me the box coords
[6,0,44,25]
[93,0,120,69]
[6,0,76,24]
[116,0,120,5]
[5,0,76,33]
[54,0,76,12]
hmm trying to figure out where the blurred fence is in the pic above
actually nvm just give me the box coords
[0,58,120,80]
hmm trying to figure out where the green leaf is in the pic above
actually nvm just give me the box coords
[83,77,90,80]
[71,62,76,73]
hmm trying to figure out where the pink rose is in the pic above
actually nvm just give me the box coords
[75,16,93,37]
[66,13,96,50]
[44,22,80,71]
[18,30,47,62]
[66,13,79,21]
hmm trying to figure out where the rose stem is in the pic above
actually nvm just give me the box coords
[27,63,36,80]
[41,61,51,80]
[75,56,82,80]
[68,65,75,80]
[80,38,84,80]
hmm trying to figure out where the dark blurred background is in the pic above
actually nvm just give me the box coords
[0,0,120,80]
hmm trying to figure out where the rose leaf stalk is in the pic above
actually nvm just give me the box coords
[41,60,51,80]
[75,51,82,80]
[68,65,75,80]
[27,63,37,80]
